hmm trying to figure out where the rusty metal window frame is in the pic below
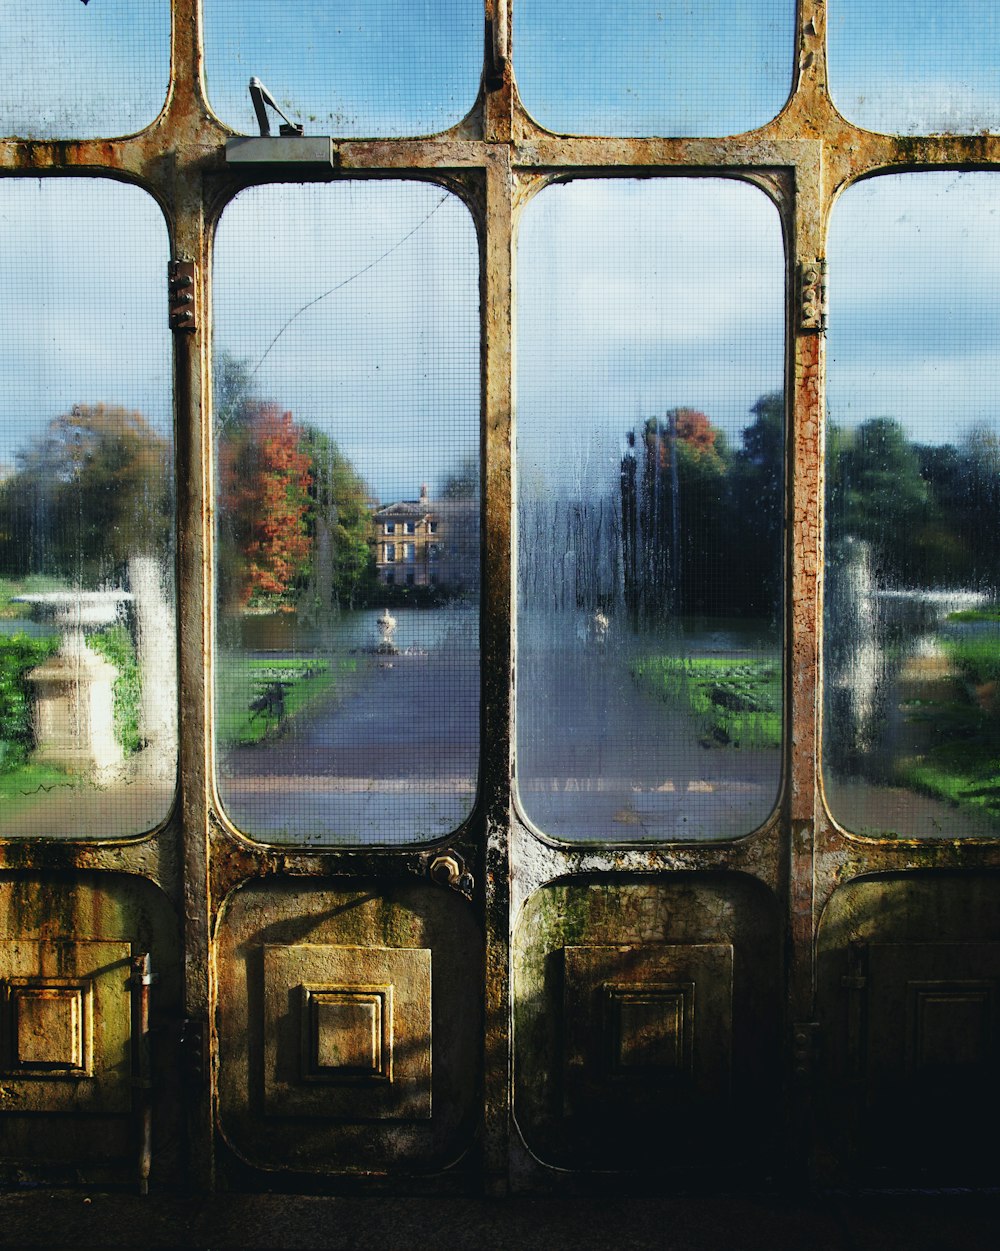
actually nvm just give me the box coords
[3,0,1000,1181]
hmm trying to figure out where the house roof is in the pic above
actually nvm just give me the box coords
[373,501,432,520]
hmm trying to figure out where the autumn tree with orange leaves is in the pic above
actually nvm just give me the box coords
[219,403,313,607]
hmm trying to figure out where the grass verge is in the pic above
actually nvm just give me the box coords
[216,656,356,747]
[631,655,781,749]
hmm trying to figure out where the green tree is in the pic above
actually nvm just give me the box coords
[300,427,376,612]
[213,353,375,612]
[729,392,784,618]
[828,416,937,585]
[0,404,172,582]
[437,450,480,501]
[624,407,732,623]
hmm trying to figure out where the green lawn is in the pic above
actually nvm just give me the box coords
[631,654,781,749]
[0,760,78,803]
[215,655,357,746]
[895,634,1000,821]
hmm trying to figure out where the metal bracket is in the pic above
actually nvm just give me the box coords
[249,76,304,138]
[168,260,197,333]
[798,260,826,332]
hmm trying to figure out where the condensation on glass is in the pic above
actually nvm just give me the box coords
[213,181,480,845]
[516,178,784,842]
[203,1,482,139]
[0,179,176,838]
[516,0,795,138]
[828,0,1000,135]
[0,0,169,140]
[825,172,1000,839]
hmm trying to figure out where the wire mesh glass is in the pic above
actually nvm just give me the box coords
[213,182,480,846]
[516,178,784,842]
[0,0,169,140]
[829,1,1000,135]
[516,0,795,138]
[825,172,1000,839]
[0,179,175,838]
[204,1,482,139]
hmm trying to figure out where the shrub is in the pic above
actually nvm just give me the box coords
[88,624,142,754]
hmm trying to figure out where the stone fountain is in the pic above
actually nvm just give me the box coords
[13,589,132,776]
[375,608,398,654]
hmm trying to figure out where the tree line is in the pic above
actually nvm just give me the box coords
[0,358,378,612]
[622,395,1000,627]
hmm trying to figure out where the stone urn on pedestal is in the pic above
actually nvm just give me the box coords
[14,590,132,779]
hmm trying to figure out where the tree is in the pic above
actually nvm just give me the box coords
[213,353,375,612]
[728,392,784,618]
[624,407,731,623]
[437,450,480,501]
[219,404,313,606]
[300,427,375,612]
[0,404,172,582]
[828,416,936,586]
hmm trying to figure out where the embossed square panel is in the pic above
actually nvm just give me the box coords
[909,984,993,1073]
[0,941,132,1114]
[866,944,1000,1086]
[563,944,732,1119]
[302,985,392,1082]
[6,980,92,1075]
[264,945,430,1120]
[606,983,694,1076]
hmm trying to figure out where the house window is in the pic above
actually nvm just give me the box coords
[403,521,416,534]
[402,542,415,563]
[428,521,438,534]
[384,522,396,535]
[385,543,396,562]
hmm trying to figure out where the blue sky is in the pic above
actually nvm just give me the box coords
[827,171,1000,445]
[0,1,170,140]
[828,0,1000,135]
[5,2,1000,141]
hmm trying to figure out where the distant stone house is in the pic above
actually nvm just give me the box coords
[372,484,478,592]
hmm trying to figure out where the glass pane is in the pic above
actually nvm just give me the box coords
[204,1,481,138]
[516,0,795,137]
[825,173,1000,838]
[829,0,1000,135]
[0,0,169,139]
[0,180,175,837]
[517,179,784,842]
[214,182,479,846]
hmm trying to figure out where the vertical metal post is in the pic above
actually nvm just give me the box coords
[481,147,515,1194]
[131,953,154,1195]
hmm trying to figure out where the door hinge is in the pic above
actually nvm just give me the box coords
[798,259,826,332]
[792,1020,820,1080]
[168,260,198,333]
[178,1017,207,1086]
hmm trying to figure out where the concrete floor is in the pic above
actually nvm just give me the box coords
[0,1190,998,1251]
